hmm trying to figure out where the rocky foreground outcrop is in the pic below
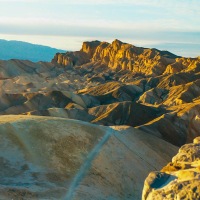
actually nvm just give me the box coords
[143,137,200,200]
[0,115,178,200]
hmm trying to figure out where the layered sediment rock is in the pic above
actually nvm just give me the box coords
[1,39,200,199]
[1,40,200,147]
[52,39,200,76]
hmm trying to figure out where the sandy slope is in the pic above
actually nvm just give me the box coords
[0,115,177,200]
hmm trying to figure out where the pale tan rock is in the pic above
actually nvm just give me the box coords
[143,137,200,200]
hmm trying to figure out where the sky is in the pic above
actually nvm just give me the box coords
[0,0,200,57]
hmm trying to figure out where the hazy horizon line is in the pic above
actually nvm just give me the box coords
[0,35,199,59]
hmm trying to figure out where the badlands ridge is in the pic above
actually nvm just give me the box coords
[0,39,200,199]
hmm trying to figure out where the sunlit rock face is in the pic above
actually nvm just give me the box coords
[81,40,101,58]
[52,39,200,77]
[53,39,179,76]
[52,51,90,67]
[0,115,177,200]
[51,40,200,146]
[142,137,200,200]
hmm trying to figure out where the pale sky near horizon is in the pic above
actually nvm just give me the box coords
[0,0,199,57]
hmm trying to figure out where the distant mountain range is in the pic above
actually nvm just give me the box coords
[0,39,66,62]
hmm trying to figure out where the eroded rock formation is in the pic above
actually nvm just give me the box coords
[0,40,200,147]
[143,137,200,200]
[52,39,200,76]
[0,39,200,199]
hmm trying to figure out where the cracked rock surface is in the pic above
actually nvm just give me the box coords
[143,137,200,200]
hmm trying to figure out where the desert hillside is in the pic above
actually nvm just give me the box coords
[1,40,200,145]
[0,115,177,200]
[0,39,200,199]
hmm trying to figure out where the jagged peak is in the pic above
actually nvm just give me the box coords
[110,39,124,51]
[112,39,123,45]
[52,39,200,76]
[80,39,179,59]
[81,40,101,57]
[81,40,101,47]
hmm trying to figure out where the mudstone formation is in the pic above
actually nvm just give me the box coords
[0,39,200,199]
